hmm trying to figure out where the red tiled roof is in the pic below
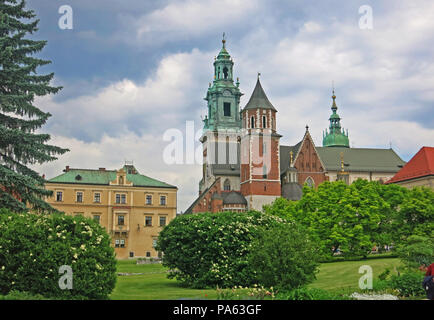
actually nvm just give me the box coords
[386,146,434,184]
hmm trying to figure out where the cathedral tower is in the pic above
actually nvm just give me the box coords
[200,36,243,194]
[240,76,281,210]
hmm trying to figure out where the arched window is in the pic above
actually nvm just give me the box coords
[262,116,267,128]
[224,179,231,191]
[263,165,268,179]
[223,67,228,79]
[251,116,255,128]
[305,177,314,188]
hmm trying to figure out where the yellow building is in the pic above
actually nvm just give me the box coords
[45,164,177,259]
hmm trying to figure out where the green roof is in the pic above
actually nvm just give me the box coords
[316,147,406,173]
[47,166,176,189]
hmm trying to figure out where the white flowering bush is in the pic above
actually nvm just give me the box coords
[156,210,284,288]
[0,208,116,299]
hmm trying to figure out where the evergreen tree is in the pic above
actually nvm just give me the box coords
[0,0,68,212]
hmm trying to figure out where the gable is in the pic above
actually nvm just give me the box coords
[293,131,326,173]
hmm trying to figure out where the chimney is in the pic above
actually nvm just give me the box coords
[64,166,70,172]
[99,167,106,171]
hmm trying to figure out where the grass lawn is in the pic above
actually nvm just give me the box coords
[309,257,401,292]
[110,257,403,300]
[110,260,217,300]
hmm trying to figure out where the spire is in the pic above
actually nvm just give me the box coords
[243,77,277,111]
[331,89,337,111]
[322,88,350,148]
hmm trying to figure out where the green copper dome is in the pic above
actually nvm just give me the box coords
[322,91,350,148]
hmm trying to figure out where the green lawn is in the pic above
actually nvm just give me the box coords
[110,260,217,300]
[309,257,401,292]
[110,257,402,300]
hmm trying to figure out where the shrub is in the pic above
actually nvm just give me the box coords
[0,290,49,300]
[247,223,320,290]
[156,211,284,288]
[276,287,349,300]
[0,209,117,299]
[389,272,425,297]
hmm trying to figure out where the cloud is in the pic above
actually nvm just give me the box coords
[39,48,212,141]
[118,0,260,45]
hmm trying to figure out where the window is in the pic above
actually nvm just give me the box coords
[145,216,152,227]
[263,141,267,154]
[120,239,125,248]
[251,116,255,128]
[223,102,231,116]
[115,239,120,248]
[262,116,267,128]
[223,179,231,191]
[160,196,166,206]
[117,215,125,226]
[152,238,158,248]
[263,165,268,179]
[146,194,152,205]
[129,252,134,258]
[159,216,167,227]
[223,67,228,79]
[146,251,151,257]
[76,192,83,203]
[119,176,124,185]
[56,191,63,202]
[93,215,100,224]
[94,192,101,203]
[116,194,126,204]
[305,177,314,188]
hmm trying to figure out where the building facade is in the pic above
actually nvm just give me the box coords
[45,164,177,259]
[185,39,406,213]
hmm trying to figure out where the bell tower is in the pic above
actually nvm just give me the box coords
[199,35,243,194]
[240,75,281,210]
[203,34,243,132]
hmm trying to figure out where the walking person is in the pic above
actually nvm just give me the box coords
[422,262,434,300]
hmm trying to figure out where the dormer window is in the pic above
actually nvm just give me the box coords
[119,176,124,185]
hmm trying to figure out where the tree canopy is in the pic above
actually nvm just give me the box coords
[0,0,68,212]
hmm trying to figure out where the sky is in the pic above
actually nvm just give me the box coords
[27,0,434,212]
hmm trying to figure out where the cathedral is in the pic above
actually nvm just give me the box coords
[185,38,406,213]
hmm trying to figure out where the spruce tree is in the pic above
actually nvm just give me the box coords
[0,0,68,212]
